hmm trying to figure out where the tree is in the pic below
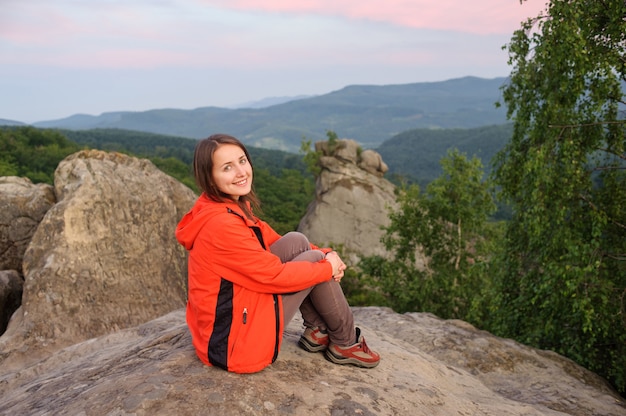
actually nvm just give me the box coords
[0,127,80,184]
[491,0,626,393]
[360,149,497,318]
[300,130,341,178]
[0,158,18,177]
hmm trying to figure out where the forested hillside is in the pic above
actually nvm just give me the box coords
[58,128,307,176]
[1,123,514,193]
[60,125,515,190]
[377,123,513,185]
[32,76,508,152]
[0,127,313,234]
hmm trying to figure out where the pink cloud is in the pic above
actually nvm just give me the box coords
[1,0,547,71]
[197,0,547,35]
[0,2,167,47]
[0,4,83,45]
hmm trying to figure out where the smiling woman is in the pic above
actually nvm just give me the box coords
[176,133,380,373]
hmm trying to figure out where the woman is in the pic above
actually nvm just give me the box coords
[176,134,380,373]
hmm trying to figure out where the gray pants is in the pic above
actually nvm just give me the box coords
[271,232,356,346]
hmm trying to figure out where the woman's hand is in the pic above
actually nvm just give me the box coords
[325,251,346,282]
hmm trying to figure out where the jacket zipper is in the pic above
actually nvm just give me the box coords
[243,307,248,324]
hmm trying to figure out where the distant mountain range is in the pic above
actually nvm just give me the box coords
[230,95,315,109]
[0,119,26,127]
[6,76,510,152]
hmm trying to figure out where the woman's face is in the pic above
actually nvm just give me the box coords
[211,143,253,200]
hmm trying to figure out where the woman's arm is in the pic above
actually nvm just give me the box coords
[196,214,333,293]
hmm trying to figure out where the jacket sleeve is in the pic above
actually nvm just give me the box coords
[197,214,333,294]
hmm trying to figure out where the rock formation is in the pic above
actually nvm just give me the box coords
[0,308,624,415]
[0,149,624,416]
[298,139,397,260]
[0,176,55,335]
[0,176,55,273]
[0,150,197,371]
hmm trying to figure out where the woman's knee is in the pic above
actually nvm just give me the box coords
[270,232,313,262]
[283,231,309,245]
[293,249,325,263]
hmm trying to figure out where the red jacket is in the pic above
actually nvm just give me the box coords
[175,194,333,373]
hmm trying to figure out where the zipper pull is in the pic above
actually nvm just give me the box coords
[243,307,248,324]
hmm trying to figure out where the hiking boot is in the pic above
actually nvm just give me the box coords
[298,326,329,352]
[325,327,380,368]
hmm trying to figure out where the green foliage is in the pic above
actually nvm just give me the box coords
[300,138,322,178]
[254,168,315,234]
[377,124,513,187]
[299,129,341,178]
[0,126,81,184]
[0,158,18,177]
[60,128,198,163]
[491,0,626,393]
[340,266,390,308]
[326,130,339,153]
[151,156,197,191]
[359,149,498,319]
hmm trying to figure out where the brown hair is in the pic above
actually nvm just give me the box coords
[193,134,260,219]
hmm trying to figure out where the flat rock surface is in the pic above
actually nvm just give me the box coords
[0,307,623,416]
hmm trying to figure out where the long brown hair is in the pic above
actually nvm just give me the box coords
[193,134,260,219]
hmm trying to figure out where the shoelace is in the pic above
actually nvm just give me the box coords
[358,338,372,354]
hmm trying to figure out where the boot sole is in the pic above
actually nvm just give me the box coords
[298,337,328,353]
[324,349,380,368]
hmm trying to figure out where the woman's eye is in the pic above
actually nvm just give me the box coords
[240,158,247,165]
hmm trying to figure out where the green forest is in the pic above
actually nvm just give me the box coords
[377,123,513,186]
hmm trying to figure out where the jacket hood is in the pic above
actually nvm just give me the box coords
[176,194,248,250]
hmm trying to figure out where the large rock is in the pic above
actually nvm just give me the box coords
[0,307,623,416]
[0,176,55,272]
[0,150,197,371]
[0,176,55,337]
[298,139,397,259]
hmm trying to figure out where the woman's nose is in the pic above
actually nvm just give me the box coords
[234,164,245,176]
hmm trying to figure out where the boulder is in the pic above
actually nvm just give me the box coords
[0,176,55,273]
[359,149,388,177]
[0,150,197,371]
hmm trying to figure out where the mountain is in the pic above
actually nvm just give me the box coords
[231,95,314,109]
[0,119,27,126]
[33,76,509,152]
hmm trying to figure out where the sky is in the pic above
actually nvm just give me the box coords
[1,0,547,123]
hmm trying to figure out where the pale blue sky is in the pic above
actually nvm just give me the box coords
[1,0,546,123]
